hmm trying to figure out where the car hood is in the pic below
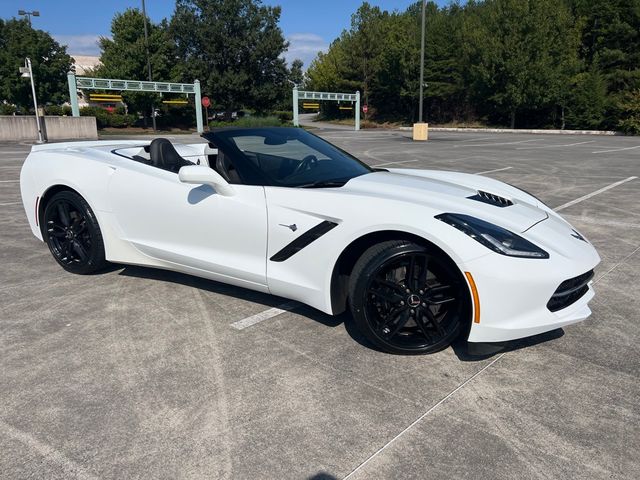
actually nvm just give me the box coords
[342,170,548,233]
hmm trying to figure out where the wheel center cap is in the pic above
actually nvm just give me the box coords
[407,294,421,308]
[65,230,74,239]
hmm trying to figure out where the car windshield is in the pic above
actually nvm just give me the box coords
[203,127,373,188]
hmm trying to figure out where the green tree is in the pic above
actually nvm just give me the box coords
[289,59,304,87]
[171,0,289,114]
[617,88,640,134]
[349,3,387,111]
[465,0,579,128]
[0,18,73,110]
[571,0,640,93]
[97,8,177,119]
[307,2,476,123]
[565,68,608,129]
[306,0,636,131]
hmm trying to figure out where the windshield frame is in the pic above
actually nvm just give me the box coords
[202,127,373,187]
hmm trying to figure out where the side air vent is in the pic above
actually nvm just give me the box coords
[468,190,514,208]
[270,221,338,262]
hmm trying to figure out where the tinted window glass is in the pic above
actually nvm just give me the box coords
[204,128,372,187]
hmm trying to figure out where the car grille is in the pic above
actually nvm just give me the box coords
[547,270,594,312]
[468,190,514,207]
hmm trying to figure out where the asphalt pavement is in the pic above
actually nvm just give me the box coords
[1,127,638,479]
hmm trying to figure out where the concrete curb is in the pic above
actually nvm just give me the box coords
[397,126,621,135]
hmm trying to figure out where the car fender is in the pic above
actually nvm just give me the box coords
[265,187,489,315]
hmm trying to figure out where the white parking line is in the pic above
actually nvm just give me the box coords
[516,140,595,150]
[0,180,19,183]
[592,145,640,154]
[593,245,640,284]
[475,166,512,175]
[372,159,420,167]
[230,301,299,330]
[458,136,494,143]
[455,139,540,148]
[0,202,21,206]
[554,176,637,211]
[343,352,507,479]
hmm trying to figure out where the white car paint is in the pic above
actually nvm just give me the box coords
[20,140,600,344]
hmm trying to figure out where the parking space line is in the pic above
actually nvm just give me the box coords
[593,245,640,284]
[0,202,21,206]
[564,215,640,229]
[457,136,494,143]
[592,145,640,154]
[455,139,540,148]
[0,180,19,183]
[372,159,419,167]
[516,140,595,150]
[230,301,299,330]
[343,352,507,480]
[554,176,637,211]
[475,166,512,175]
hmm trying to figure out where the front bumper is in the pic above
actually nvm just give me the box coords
[464,219,600,343]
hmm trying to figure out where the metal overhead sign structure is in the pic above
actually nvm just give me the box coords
[67,73,205,133]
[292,87,361,131]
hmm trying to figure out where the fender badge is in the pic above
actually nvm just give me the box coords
[279,223,298,232]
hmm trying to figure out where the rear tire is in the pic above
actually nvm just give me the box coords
[349,240,468,355]
[43,191,107,274]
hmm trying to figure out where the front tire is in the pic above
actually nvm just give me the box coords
[43,191,107,274]
[349,240,469,355]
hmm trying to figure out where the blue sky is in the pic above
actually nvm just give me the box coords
[1,0,445,66]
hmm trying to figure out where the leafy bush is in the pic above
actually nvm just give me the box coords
[155,105,196,129]
[79,106,136,128]
[0,104,16,115]
[209,116,290,129]
[44,105,73,116]
[273,110,293,122]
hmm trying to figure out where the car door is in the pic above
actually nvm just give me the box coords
[107,160,268,291]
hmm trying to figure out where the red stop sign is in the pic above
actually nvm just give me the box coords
[201,96,211,108]
[363,104,368,113]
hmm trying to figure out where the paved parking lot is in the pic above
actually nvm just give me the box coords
[1,128,638,479]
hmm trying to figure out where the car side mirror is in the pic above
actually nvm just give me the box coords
[178,165,235,197]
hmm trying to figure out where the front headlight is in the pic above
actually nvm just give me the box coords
[436,213,549,259]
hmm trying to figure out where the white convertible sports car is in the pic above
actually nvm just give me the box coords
[20,127,600,354]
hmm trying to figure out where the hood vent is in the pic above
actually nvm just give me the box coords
[468,190,514,208]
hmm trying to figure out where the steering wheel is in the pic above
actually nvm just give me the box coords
[291,155,319,176]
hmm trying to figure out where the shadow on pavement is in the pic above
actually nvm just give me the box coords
[115,263,565,359]
[117,263,344,328]
[307,473,338,480]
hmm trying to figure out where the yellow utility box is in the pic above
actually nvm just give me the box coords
[412,122,429,141]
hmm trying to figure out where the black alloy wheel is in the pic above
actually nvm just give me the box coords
[43,190,107,274]
[349,240,469,354]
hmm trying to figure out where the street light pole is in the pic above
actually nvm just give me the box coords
[141,0,157,131]
[18,9,40,26]
[418,0,426,123]
[23,58,45,143]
